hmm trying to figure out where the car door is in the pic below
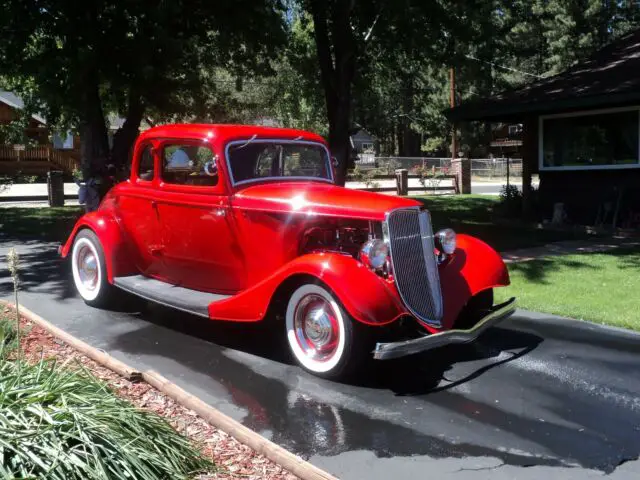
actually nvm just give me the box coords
[154,140,246,294]
[115,141,166,278]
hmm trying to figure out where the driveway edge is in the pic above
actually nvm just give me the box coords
[2,300,339,480]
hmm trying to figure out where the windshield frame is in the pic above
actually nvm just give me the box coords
[224,138,334,187]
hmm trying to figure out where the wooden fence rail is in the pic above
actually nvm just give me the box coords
[0,145,80,174]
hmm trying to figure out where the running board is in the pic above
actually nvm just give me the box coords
[113,275,231,318]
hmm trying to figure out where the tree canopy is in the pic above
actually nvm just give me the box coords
[0,0,286,175]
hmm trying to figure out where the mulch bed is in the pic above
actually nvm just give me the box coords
[2,305,298,480]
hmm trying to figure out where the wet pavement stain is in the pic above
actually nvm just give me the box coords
[106,303,640,473]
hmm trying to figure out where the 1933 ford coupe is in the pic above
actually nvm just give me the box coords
[60,124,515,379]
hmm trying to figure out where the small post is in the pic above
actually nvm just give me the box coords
[451,156,471,194]
[47,170,65,207]
[506,156,510,189]
[395,168,408,196]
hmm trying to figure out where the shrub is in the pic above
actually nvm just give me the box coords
[0,358,214,479]
[495,184,523,218]
[349,165,380,189]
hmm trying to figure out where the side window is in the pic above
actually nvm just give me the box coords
[162,144,218,186]
[137,144,154,181]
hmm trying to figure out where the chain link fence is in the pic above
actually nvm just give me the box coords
[355,156,522,181]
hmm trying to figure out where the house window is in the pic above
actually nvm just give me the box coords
[508,125,521,136]
[361,142,375,153]
[540,108,640,170]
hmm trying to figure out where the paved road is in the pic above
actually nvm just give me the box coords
[1,240,639,479]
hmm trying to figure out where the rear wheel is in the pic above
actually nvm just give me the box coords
[71,229,116,307]
[285,283,365,379]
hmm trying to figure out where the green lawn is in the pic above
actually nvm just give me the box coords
[0,207,83,242]
[495,248,640,330]
[414,194,594,251]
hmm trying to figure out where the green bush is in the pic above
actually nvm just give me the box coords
[0,358,214,479]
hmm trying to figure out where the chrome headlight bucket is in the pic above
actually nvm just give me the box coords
[360,239,389,271]
[435,228,457,255]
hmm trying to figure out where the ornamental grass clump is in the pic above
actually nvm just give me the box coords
[0,358,214,479]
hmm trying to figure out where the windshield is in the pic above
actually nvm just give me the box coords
[227,140,332,185]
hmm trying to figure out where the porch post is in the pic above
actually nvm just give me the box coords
[521,115,537,216]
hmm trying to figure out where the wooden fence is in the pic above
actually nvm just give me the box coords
[0,145,80,175]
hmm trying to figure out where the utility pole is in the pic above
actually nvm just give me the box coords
[450,67,458,159]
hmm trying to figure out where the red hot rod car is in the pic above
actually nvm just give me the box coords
[60,124,515,379]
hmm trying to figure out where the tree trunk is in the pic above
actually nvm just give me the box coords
[80,82,110,180]
[111,90,144,173]
[396,117,405,157]
[309,0,356,186]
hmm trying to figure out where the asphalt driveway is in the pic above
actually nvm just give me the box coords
[1,239,639,479]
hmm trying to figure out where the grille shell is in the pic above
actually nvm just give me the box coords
[385,208,443,327]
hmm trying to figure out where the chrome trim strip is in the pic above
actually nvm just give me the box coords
[224,138,334,187]
[372,297,517,360]
[419,209,443,320]
[384,206,442,327]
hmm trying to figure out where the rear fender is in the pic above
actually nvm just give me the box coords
[440,234,510,330]
[208,252,406,324]
[60,212,136,282]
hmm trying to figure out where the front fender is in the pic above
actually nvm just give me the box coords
[208,252,407,324]
[439,234,510,330]
[60,212,136,282]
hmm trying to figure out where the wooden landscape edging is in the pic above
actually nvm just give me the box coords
[1,300,339,480]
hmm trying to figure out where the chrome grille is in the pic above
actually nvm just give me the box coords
[386,208,443,326]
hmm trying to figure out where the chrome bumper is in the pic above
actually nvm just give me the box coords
[373,297,517,360]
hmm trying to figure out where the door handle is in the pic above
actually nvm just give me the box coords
[151,200,158,209]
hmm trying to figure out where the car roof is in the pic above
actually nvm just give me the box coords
[137,124,327,145]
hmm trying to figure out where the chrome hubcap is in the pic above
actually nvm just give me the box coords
[294,294,339,362]
[77,246,98,291]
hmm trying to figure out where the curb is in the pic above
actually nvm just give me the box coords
[1,300,339,480]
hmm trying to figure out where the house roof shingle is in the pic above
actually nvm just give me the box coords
[446,28,640,122]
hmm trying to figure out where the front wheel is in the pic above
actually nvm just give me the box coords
[285,283,366,380]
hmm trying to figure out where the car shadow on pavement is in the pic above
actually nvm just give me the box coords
[112,301,543,396]
[105,305,570,469]
[352,327,543,396]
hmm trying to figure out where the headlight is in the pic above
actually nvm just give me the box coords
[360,239,389,271]
[435,228,457,255]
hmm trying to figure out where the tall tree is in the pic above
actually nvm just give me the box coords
[301,0,463,183]
[0,0,286,184]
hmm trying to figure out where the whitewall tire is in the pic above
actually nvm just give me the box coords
[71,229,114,307]
[285,283,364,379]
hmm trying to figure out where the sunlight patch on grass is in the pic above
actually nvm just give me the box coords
[496,248,640,330]
[0,206,82,241]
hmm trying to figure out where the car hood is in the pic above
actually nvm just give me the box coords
[232,181,422,221]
